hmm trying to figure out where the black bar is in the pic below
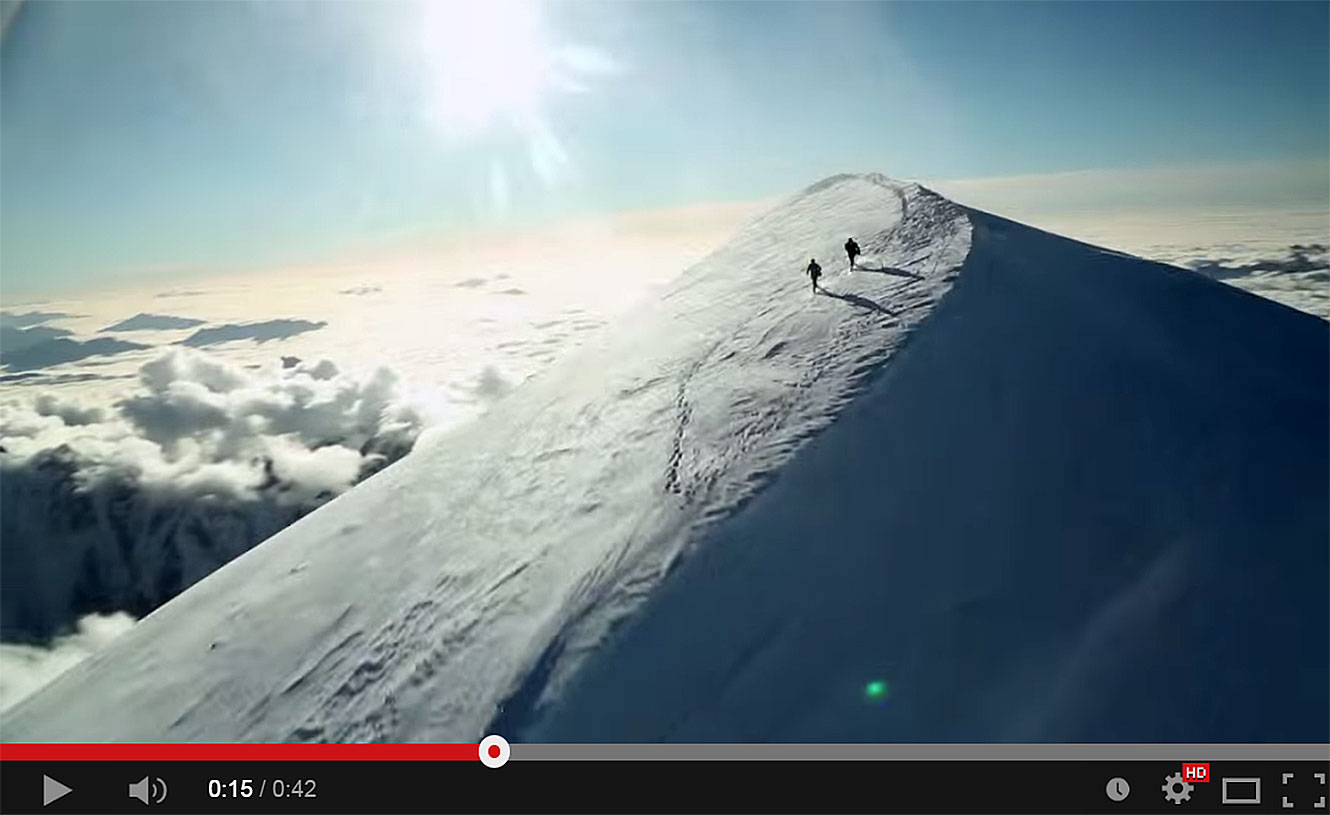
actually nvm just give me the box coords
[3,759,1327,814]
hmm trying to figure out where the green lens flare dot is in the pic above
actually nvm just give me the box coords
[864,680,889,702]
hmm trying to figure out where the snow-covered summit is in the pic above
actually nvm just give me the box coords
[4,174,1325,743]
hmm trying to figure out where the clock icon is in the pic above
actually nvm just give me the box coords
[1107,777,1131,802]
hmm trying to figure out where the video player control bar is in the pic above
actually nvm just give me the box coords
[1,749,1326,814]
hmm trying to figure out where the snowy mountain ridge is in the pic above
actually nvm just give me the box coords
[5,174,1325,743]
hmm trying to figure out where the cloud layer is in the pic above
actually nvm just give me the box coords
[3,347,424,501]
[0,612,135,713]
[0,347,428,641]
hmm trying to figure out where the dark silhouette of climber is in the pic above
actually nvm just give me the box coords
[845,237,861,270]
[807,258,822,293]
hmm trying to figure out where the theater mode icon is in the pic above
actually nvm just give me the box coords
[1221,777,1261,805]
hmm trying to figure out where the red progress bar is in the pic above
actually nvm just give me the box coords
[0,743,478,761]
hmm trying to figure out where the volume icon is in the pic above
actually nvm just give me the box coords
[128,776,167,805]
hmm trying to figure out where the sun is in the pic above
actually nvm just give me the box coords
[412,0,615,195]
[417,0,552,138]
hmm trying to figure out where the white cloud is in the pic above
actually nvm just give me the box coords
[0,613,136,713]
[2,347,427,502]
[266,436,365,502]
[33,394,107,426]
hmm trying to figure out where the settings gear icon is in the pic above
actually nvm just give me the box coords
[1162,772,1195,805]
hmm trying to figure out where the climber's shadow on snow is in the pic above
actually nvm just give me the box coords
[856,263,923,279]
[819,289,894,315]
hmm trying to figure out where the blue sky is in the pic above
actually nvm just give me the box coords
[2,0,1327,294]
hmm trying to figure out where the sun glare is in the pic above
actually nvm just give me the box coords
[414,3,611,133]
[409,0,616,210]
[418,0,552,137]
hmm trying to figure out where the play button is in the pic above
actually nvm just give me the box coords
[43,775,72,806]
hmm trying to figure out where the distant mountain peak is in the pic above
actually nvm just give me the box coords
[101,313,205,332]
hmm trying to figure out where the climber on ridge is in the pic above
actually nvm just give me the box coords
[845,237,861,270]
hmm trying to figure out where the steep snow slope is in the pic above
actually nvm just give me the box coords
[529,208,1330,742]
[4,175,1325,742]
